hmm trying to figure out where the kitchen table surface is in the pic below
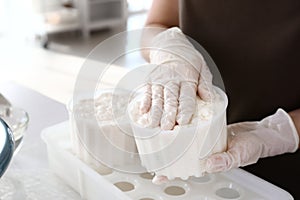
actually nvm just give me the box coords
[0,40,146,199]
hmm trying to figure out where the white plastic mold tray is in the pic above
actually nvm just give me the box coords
[41,121,294,200]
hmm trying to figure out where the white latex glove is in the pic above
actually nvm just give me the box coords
[204,108,299,173]
[140,27,214,130]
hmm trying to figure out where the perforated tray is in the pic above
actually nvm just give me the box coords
[41,121,294,200]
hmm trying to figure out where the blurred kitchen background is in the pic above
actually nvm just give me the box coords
[0,0,151,57]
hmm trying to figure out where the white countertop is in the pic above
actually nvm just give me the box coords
[0,38,133,105]
[0,37,147,199]
[0,82,82,199]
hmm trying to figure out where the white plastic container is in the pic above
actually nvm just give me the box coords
[41,121,294,200]
[67,89,142,173]
[128,87,228,180]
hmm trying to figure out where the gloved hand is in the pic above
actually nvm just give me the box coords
[139,27,214,130]
[203,108,299,173]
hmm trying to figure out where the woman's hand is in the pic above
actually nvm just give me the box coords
[140,27,214,130]
[203,108,299,173]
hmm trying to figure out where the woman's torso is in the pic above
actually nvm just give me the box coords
[179,0,300,123]
[179,1,300,197]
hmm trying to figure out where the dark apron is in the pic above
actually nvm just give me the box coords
[179,0,300,197]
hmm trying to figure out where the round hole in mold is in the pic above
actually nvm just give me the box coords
[113,181,135,192]
[94,166,113,175]
[190,175,211,183]
[164,186,186,196]
[137,194,160,200]
[89,161,113,176]
[140,172,155,180]
[190,197,213,200]
[215,187,240,199]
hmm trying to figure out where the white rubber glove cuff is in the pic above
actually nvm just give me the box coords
[280,108,299,152]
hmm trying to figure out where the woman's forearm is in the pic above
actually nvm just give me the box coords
[141,0,179,61]
[140,25,166,62]
[289,108,300,149]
